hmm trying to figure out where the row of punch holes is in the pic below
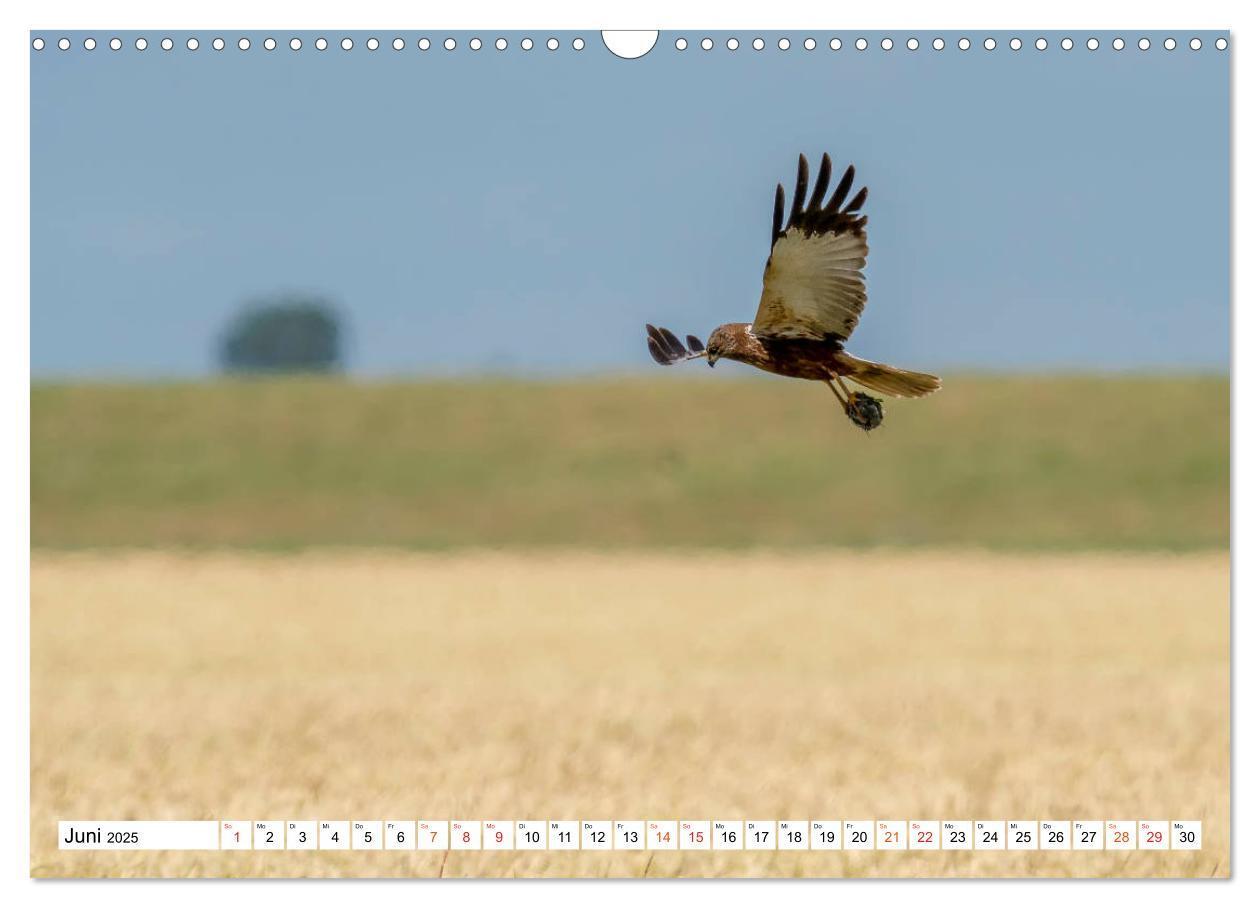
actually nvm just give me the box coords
[32,34,1230,54]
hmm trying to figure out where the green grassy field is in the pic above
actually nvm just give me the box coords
[31,374,1228,551]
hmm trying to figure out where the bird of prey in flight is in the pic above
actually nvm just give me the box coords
[646,153,940,430]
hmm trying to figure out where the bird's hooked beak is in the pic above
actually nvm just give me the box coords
[707,353,718,368]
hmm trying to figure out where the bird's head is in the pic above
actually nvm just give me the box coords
[705,324,744,367]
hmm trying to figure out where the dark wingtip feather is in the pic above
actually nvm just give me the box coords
[842,185,868,214]
[647,336,671,365]
[657,327,687,358]
[686,335,704,354]
[807,153,831,212]
[826,164,856,213]
[789,154,808,222]
[772,184,785,241]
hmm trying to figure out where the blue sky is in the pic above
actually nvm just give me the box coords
[31,31,1229,377]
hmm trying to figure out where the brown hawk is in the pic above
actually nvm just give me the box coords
[646,153,941,430]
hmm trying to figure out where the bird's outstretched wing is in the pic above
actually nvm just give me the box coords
[645,324,705,365]
[751,153,869,343]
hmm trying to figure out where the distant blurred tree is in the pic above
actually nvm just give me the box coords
[219,297,343,374]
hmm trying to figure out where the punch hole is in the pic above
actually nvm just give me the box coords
[880,37,892,51]
[469,38,482,51]
[754,38,766,51]
[58,37,69,50]
[932,38,944,50]
[855,38,867,51]
[983,37,996,51]
[316,38,329,51]
[1164,38,1176,51]
[779,38,791,50]
[136,37,148,50]
[212,37,224,51]
[675,38,686,50]
[727,38,739,51]
[701,37,713,51]
[112,37,123,51]
[366,37,379,51]
[519,38,532,50]
[601,30,657,59]
[32,37,45,50]
[443,38,455,51]
[804,37,817,50]
[1087,38,1099,51]
[1138,37,1150,51]
[291,38,303,51]
[957,37,970,51]
[264,37,277,51]
[830,38,842,51]
[1061,37,1074,51]
[906,38,919,50]
[1010,38,1022,51]
[1036,37,1048,50]
[418,38,431,50]
[393,38,405,51]
[185,37,197,51]
[342,38,354,51]
[161,38,173,51]
[84,37,97,51]
[1215,37,1227,50]
[496,38,508,51]
[1112,38,1124,50]
[573,37,585,50]
[1190,37,1202,50]
[546,37,559,51]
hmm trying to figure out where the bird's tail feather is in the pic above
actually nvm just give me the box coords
[837,352,941,399]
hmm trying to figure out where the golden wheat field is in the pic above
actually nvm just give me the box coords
[31,549,1229,879]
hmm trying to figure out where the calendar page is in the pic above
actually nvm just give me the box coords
[28,22,1229,881]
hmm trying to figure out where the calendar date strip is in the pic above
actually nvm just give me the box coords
[59,819,1202,852]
